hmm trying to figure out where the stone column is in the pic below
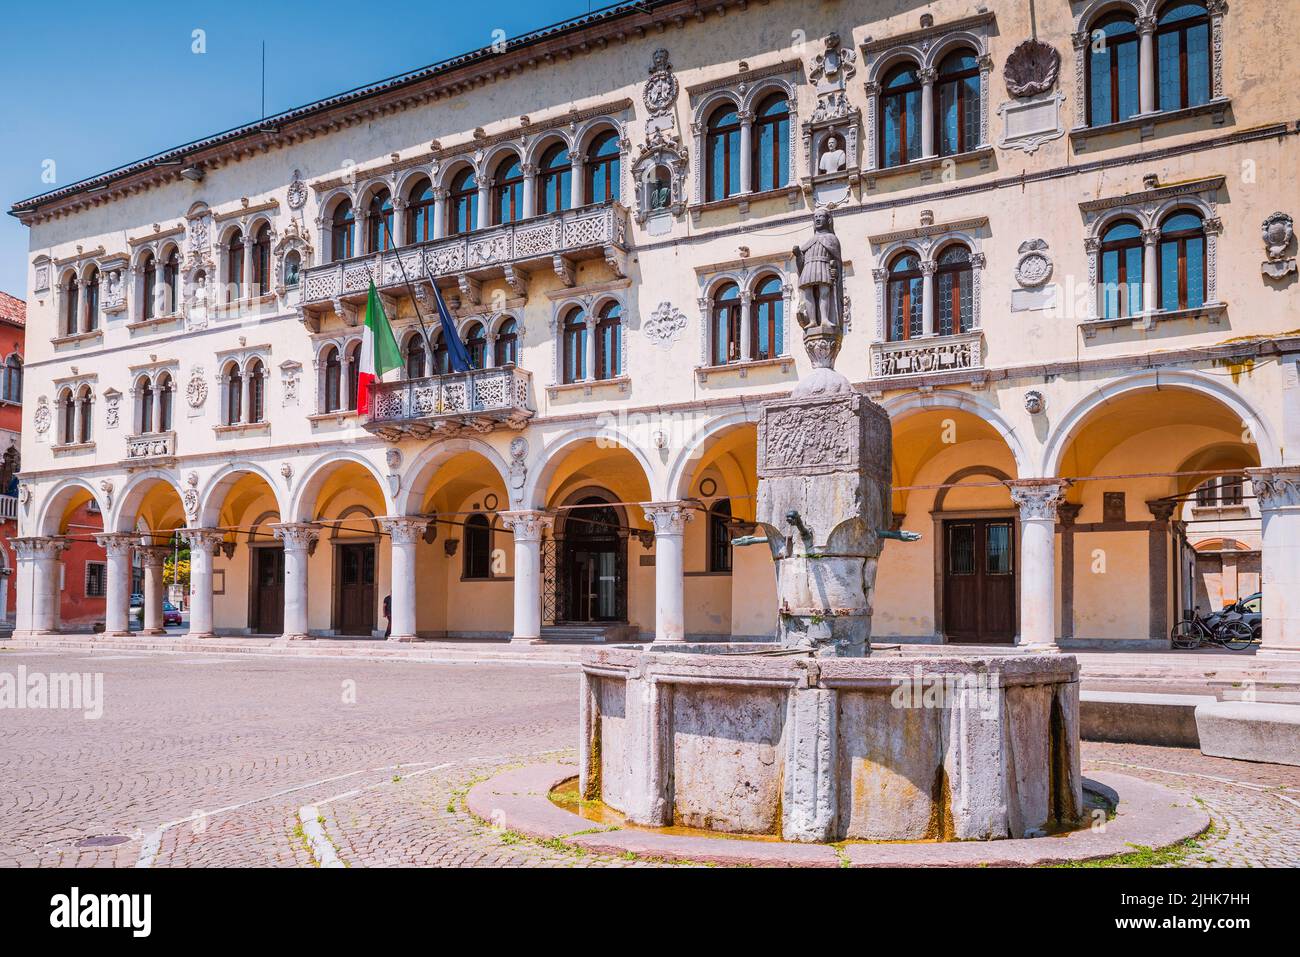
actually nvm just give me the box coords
[920,260,937,337]
[584,314,598,380]
[180,528,224,638]
[1009,480,1068,649]
[393,198,408,247]
[1137,16,1157,115]
[500,510,555,642]
[432,187,448,241]
[476,179,492,230]
[1141,227,1160,317]
[643,502,695,643]
[137,544,170,635]
[570,152,586,208]
[1146,500,1178,644]
[483,333,498,369]
[738,111,753,194]
[379,517,426,641]
[0,568,10,634]
[1246,467,1300,655]
[96,533,137,636]
[920,67,938,159]
[272,523,320,640]
[12,537,66,637]
[521,164,538,218]
[739,290,753,361]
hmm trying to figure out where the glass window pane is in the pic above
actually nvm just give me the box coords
[1157,31,1182,111]
[1187,23,1210,106]
[1186,238,1205,308]
[986,524,1013,574]
[1117,41,1139,120]
[1160,241,1180,310]
[1090,47,1113,123]
[949,525,975,575]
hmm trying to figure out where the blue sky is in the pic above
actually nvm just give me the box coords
[0,0,611,299]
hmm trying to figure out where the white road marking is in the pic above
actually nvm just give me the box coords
[298,805,343,868]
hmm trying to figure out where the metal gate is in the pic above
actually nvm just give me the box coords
[541,536,560,626]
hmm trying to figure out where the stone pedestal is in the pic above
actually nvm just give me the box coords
[755,390,892,657]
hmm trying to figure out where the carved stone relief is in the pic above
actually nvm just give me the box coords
[1262,212,1296,279]
[644,302,687,350]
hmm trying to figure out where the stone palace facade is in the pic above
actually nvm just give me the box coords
[9,0,1300,653]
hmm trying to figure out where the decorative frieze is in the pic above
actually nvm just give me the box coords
[870,330,983,380]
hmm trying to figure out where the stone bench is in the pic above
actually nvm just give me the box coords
[1195,701,1300,767]
[1080,691,1216,748]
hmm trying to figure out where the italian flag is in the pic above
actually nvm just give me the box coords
[357,279,402,416]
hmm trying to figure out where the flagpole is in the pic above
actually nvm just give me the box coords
[377,213,438,370]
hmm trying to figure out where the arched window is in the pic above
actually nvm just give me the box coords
[225,362,243,425]
[157,373,173,432]
[141,253,157,321]
[162,249,180,313]
[433,333,450,375]
[247,360,265,423]
[76,386,92,444]
[494,318,518,366]
[59,389,75,444]
[708,499,733,573]
[1157,2,1211,112]
[1196,475,1243,506]
[226,230,244,299]
[538,143,571,215]
[323,347,342,412]
[586,130,621,204]
[562,306,587,384]
[448,168,477,236]
[331,200,355,261]
[84,268,100,331]
[1158,210,1207,311]
[935,244,973,336]
[251,223,271,294]
[750,275,783,361]
[711,282,742,365]
[464,321,487,370]
[937,50,980,156]
[1088,13,1141,126]
[706,103,742,201]
[880,63,923,168]
[404,334,426,379]
[2,355,21,404]
[62,275,79,336]
[752,93,790,192]
[345,342,360,410]
[367,189,394,252]
[137,376,155,433]
[595,301,622,381]
[493,155,525,225]
[405,177,435,244]
[1099,219,1144,319]
[463,513,492,580]
[887,252,924,341]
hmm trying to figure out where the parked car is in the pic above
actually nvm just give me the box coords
[129,592,144,608]
[162,601,182,627]
[1222,592,1262,641]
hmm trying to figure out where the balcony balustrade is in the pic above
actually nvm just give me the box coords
[365,365,533,440]
[125,430,177,466]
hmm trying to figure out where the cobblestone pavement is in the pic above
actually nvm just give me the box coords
[1,648,1296,867]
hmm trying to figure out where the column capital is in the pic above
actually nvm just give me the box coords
[95,532,138,557]
[1146,498,1179,523]
[12,536,68,560]
[918,67,938,84]
[1136,14,1157,35]
[499,509,554,542]
[136,545,171,568]
[1057,501,1083,528]
[1246,466,1300,510]
[271,522,321,550]
[379,516,430,545]
[178,527,226,550]
[642,501,696,536]
[1008,479,1069,521]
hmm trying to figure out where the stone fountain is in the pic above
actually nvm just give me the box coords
[578,209,1082,843]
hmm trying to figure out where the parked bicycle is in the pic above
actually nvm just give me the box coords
[1170,606,1256,651]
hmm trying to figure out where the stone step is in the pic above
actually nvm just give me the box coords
[1195,701,1300,767]
[1080,690,1216,748]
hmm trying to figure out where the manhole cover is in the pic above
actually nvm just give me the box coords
[75,835,131,848]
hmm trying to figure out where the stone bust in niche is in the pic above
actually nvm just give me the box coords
[648,169,671,210]
[819,134,847,175]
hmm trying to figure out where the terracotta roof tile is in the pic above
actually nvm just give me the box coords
[0,291,26,326]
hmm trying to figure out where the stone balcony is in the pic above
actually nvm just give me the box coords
[365,365,534,440]
[125,430,177,467]
[299,203,630,325]
[869,330,984,381]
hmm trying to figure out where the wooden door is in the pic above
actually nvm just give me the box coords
[336,543,377,636]
[251,547,285,635]
[943,519,1015,643]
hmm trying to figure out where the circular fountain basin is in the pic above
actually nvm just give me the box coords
[578,644,1082,843]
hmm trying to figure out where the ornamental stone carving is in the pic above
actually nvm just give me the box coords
[642,502,695,537]
[273,522,321,551]
[632,129,689,224]
[102,268,128,315]
[1246,467,1300,510]
[500,509,554,542]
[644,302,687,349]
[809,32,856,89]
[1024,390,1047,415]
[1003,39,1060,98]
[103,388,122,429]
[792,208,845,390]
[1009,480,1067,520]
[186,367,208,409]
[99,480,113,511]
[761,400,857,474]
[1261,212,1296,279]
[286,169,308,210]
[643,49,678,119]
[280,462,293,486]
[379,516,428,545]
[508,436,528,505]
[1015,239,1053,287]
[34,396,50,434]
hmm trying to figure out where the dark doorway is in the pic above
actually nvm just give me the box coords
[943,518,1015,643]
[251,546,285,635]
[335,542,377,636]
[560,497,627,623]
